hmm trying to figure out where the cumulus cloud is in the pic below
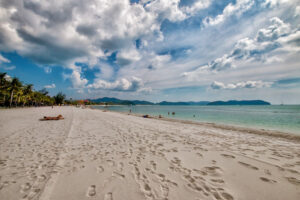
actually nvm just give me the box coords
[0,0,209,69]
[211,80,273,90]
[44,83,56,89]
[184,17,299,77]
[0,0,160,68]
[117,48,141,66]
[87,77,144,92]
[143,0,210,22]
[203,0,295,26]
[138,87,153,94]
[263,0,291,7]
[203,0,254,26]
[0,0,212,94]
[0,0,299,98]
[70,70,88,88]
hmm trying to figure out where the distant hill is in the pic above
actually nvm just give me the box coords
[90,97,122,103]
[89,97,153,105]
[207,100,271,105]
[88,97,270,106]
[131,100,154,105]
[157,101,209,105]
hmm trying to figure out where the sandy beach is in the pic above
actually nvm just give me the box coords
[0,107,300,200]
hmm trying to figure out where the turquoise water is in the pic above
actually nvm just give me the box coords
[92,105,300,134]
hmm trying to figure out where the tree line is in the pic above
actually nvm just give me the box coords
[0,72,66,107]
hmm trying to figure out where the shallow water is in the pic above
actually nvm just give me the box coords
[92,105,300,134]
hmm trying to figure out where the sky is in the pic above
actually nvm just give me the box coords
[0,0,299,104]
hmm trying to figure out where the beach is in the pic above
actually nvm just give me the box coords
[0,107,300,200]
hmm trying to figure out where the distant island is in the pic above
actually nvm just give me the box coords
[207,100,271,105]
[89,97,271,106]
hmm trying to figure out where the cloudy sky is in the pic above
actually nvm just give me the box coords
[0,0,299,104]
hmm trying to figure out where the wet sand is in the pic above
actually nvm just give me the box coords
[0,107,300,200]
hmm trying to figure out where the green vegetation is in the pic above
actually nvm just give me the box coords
[0,72,66,107]
[53,92,66,105]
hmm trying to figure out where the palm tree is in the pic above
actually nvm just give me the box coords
[54,92,66,105]
[1,73,62,108]
[8,77,22,107]
[23,84,33,106]
[0,72,9,105]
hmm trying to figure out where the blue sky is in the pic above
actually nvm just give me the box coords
[0,0,299,104]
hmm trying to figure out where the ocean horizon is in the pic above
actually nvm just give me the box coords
[92,105,300,135]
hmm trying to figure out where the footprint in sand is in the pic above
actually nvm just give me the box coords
[150,161,157,170]
[285,177,300,185]
[212,191,234,200]
[86,185,96,197]
[20,182,31,193]
[238,162,259,170]
[117,162,124,171]
[259,177,277,183]
[210,179,225,184]
[106,160,115,167]
[113,171,125,179]
[160,184,169,198]
[221,154,235,159]
[104,192,113,200]
[37,174,47,182]
[221,192,234,200]
[203,166,223,177]
[96,166,104,173]
[25,188,41,200]
[156,173,165,180]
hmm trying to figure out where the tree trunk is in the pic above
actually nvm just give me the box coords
[9,90,13,108]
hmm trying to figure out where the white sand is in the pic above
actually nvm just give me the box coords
[0,107,300,200]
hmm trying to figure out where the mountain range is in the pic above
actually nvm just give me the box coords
[88,97,271,105]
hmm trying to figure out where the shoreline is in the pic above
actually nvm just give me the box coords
[1,107,300,200]
[89,106,300,142]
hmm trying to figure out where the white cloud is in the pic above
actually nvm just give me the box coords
[0,0,299,101]
[143,0,186,22]
[138,87,153,94]
[142,0,210,22]
[203,0,254,26]
[0,54,10,63]
[44,66,52,74]
[295,6,300,17]
[181,0,211,15]
[70,70,88,88]
[184,17,299,77]
[256,17,291,42]
[0,0,161,69]
[263,0,291,7]
[0,53,15,70]
[117,48,141,66]
[2,65,16,70]
[211,80,273,90]
[44,83,56,89]
[95,63,114,80]
[210,81,273,89]
[87,76,144,92]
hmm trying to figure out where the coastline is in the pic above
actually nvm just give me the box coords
[89,106,300,142]
[1,107,300,200]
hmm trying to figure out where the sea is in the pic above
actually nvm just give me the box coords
[91,105,300,134]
